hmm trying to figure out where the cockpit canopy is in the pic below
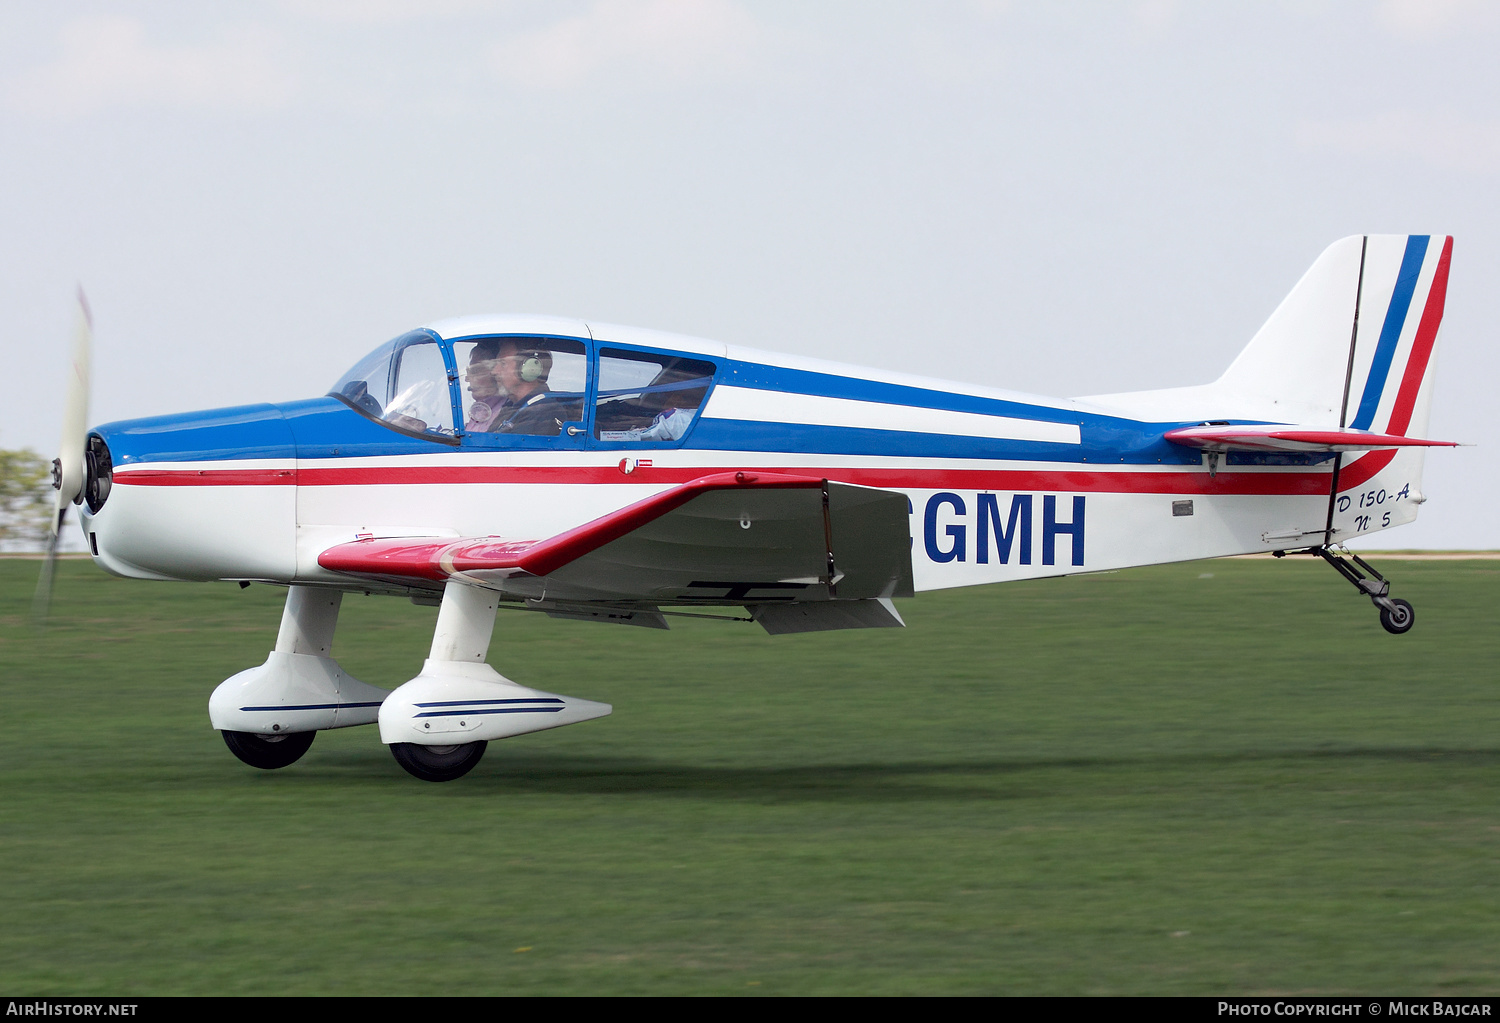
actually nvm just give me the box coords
[328,329,717,446]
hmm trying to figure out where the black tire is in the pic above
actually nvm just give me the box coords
[390,741,488,782]
[222,729,316,770]
[1379,598,1415,635]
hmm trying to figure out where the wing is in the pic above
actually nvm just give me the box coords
[1164,425,1459,453]
[318,471,914,627]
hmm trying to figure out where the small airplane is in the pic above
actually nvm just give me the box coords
[39,234,1459,781]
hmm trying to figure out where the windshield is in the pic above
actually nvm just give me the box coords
[329,332,456,439]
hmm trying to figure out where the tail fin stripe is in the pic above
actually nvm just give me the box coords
[1385,235,1452,437]
[1334,235,1452,492]
[1349,234,1429,430]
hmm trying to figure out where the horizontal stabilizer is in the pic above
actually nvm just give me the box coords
[1164,425,1458,454]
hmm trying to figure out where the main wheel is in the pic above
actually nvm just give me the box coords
[1379,598,1415,635]
[222,729,316,769]
[390,741,488,782]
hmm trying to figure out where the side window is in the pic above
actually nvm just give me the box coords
[595,349,715,443]
[453,337,588,439]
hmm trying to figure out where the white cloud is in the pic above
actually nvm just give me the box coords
[488,0,761,89]
[1298,108,1500,175]
[1375,0,1500,37]
[5,16,297,117]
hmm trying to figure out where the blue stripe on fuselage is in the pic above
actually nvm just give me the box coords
[705,359,1203,464]
[92,398,464,464]
[276,397,465,458]
[93,403,296,465]
[719,359,1081,421]
[91,365,1258,468]
[688,418,1201,465]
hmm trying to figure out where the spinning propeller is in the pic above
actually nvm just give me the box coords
[32,289,93,624]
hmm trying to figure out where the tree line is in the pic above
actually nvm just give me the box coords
[0,448,55,551]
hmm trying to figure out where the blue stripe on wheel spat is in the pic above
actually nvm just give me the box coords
[1350,235,1429,430]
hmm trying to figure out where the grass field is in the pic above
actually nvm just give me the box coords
[1,557,1497,995]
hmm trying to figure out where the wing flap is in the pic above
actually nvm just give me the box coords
[317,471,915,605]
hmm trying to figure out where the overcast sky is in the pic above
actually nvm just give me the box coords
[3,1,1496,548]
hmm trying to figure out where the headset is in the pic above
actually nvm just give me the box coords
[518,352,546,383]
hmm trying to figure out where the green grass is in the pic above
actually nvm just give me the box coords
[1,557,1498,995]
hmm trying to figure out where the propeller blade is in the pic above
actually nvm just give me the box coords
[52,288,93,531]
[36,289,93,627]
[31,509,63,626]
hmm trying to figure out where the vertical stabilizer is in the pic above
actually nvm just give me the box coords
[1215,235,1366,427]
[1326,236,1452,539]
[1215,234,1451,441]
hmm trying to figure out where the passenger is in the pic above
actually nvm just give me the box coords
[463,340,506,431]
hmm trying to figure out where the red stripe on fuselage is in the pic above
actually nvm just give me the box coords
[118,463,1334,496]
[113,468,295,486]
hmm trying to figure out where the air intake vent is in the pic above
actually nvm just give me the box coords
[84,434,112,513]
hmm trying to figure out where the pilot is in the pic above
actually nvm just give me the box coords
[490,340,559,435]
[463,340,506,431]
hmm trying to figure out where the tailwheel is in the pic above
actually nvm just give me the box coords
[390,741,487,782]
[1307,545,1417,635]
[1379,598,1415,635]
[222,729,316,770]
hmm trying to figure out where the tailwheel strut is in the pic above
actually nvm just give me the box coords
[1279,545,1414,634]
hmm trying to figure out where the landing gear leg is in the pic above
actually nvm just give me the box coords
[1293,545,1415,634]
[385,580,497,782]
[379,580,612,782]
[210,586,391,771]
